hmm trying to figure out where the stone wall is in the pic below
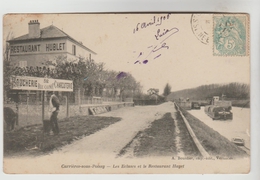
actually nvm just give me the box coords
[4,103,80,127]
[4,102,134,127]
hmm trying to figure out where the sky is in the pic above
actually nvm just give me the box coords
[3,14,250,94]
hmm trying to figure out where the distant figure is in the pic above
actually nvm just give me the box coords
[49,92,60,135]
[4,107,17,131]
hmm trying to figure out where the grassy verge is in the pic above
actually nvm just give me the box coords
[175,111,201,157]
[133,113,177,157]
[179,107,248,158]
[4,116,121,157]
[119,112,200,157]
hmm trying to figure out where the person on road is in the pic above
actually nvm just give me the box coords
[49,91,60,135]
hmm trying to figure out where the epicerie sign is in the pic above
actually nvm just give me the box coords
[10,76,73,92]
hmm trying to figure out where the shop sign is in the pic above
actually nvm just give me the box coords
[10,75,73,92]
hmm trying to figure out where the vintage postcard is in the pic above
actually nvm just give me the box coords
[3,13,250,174]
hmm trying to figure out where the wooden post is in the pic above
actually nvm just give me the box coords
[78,89,81,105]
[26,91,29,122]
[15,91,19,126]
[65,95,69,118]
[67,95,69,117]
[36,91,40,105]
[42,91,45,121]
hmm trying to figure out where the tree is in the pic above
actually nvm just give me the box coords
[167,82,250,101]
[163,83,172,97]
[4,45,143,103]
[3,32,15,102]
[99,70,141,100]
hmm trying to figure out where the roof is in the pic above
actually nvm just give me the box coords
[7,25,96,54]
[149,93,164,98]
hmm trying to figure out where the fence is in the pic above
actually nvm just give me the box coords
[80,97,133,104]
[7,91,74,104]
[102,97,122,103]
[7,90,130,105]
[4,91,134,128]
[133,99,165,106]
[4,103,78,127]
[77,96,128,104]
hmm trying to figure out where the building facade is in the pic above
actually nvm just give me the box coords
[6,20,97,104]
[7,20,96,67]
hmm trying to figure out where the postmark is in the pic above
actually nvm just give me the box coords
[191,14,211,45]
[213,14,249,56]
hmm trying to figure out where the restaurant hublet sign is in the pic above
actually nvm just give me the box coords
[10,76,73,92]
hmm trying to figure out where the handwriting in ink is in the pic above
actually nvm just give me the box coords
[138,52,143,57]
[134,27,179,64]
[133,13,171,34]
[155,27,179,41]
[134,60,149,64]
[142,42,169,61]
[134,42,169,64]
[143,60,149,64]
[154,54,161,59]
[152,43,169,52]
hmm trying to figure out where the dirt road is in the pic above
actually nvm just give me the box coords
[49,102,177,157]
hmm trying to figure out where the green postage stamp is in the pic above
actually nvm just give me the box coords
[213,14,249,56]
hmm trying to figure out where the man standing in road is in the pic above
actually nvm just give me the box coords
[49,91,60,135]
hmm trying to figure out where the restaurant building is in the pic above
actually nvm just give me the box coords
[7,20,96,67]
[6,20,97,104]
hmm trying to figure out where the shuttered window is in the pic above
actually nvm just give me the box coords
[72,45,76,55]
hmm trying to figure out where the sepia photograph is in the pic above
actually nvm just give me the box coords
[3,13,250,174]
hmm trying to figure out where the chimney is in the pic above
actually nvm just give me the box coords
[28,20,40,38]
